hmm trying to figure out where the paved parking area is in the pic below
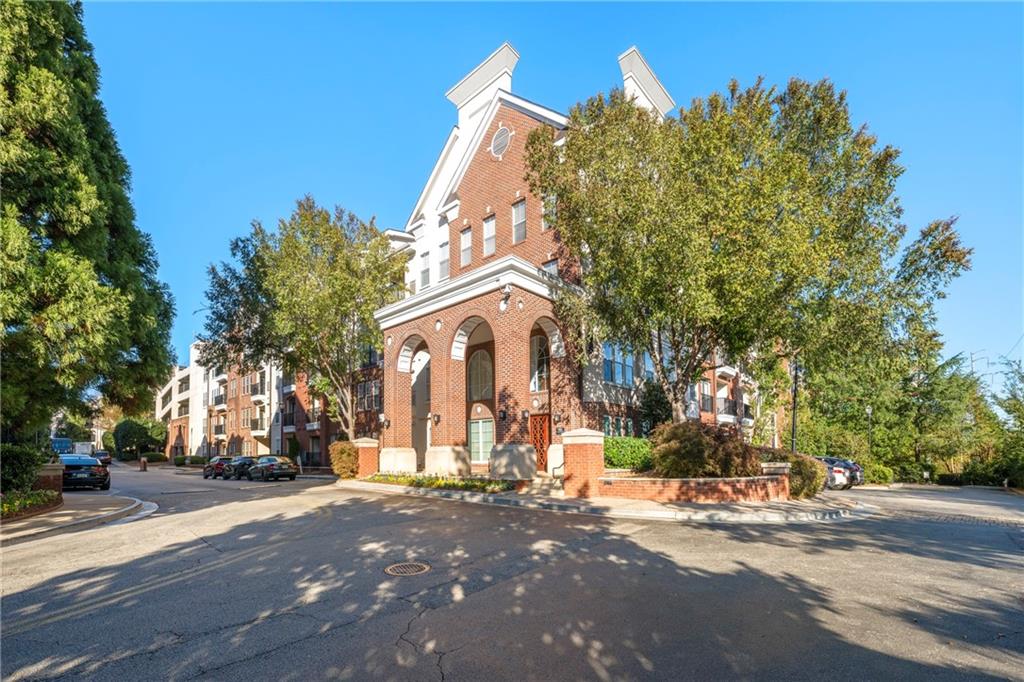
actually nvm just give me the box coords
[2,472,1021,680]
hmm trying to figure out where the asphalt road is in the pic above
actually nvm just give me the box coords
[2,468,1022,681]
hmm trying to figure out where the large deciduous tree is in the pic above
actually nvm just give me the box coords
[1,1,174,442]
[199,196,407,439]
[525,81,970,423]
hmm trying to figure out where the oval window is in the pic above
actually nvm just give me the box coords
[490,126,511,158]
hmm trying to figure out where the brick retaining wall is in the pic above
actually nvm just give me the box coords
[596,474,789,503]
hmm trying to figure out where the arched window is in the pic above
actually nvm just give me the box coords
[467,350,493,401]
[530,335,549,392]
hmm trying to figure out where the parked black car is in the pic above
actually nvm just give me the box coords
[93,450,112,466]
[247,456,299,481]
[221,456,256,480]
[203,455,234,479]
[60,455,110,490]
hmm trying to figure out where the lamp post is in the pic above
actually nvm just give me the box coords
[865,405,873,458]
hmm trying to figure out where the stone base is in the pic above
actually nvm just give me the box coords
[33,463,65,493]
[378,447,417,474]
[424,446,470,476]
[545,443,564,476]
[489,444,537,480]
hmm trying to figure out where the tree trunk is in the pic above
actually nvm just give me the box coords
[671,398,688,424]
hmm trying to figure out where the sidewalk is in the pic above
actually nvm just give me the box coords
[1,495,142,546]
[336,480,865,524]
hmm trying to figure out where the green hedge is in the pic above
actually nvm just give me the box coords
[862,461,895,484]
[2,489,60,518]
[756,448,827,499]
[366,473,516,494]
[190,456,208,465]
[1,444,47,493]
[173,456,186,466]
[604,437,653,472]
[142,452,168,463]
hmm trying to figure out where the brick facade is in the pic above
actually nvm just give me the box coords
[595,475,790,503]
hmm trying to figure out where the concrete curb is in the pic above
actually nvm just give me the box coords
[1,497,144,547]
[336,480,863,524]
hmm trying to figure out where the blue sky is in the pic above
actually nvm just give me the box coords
[82,2,1022,387]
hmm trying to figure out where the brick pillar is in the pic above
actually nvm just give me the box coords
[354,437,379,478]
[562,428,604,499]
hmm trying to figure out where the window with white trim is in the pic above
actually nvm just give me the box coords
[512,200,526,244]
[460,228,472,267]
[542,194,556,230]
[602,342,634,386]
[469,419,494,464]
[483,216,496,257]
[541,259,559,276]
[468,350,493,401]
[530,335,550,392]
[419,252,430,288]
[438,242,449,281]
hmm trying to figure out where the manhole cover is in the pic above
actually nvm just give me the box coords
[384,561,431,577]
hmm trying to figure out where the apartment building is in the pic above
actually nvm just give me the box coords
[153,342,207,458]
[204,362,281,461]
[372,44,768,477]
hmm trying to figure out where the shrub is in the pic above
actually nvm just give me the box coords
[756,448,827,499]
[936,473,962,486]
[650,421,760,479]
[366,473,516,494]
[1,489,60,518]
[190,456,208,465]
[1,444,47,493]
[142,452,168,463]
[329,440,358,478]
[114,417,166,458]
[117,451,139,461]
[101,430,117,455]
[173,456,186,466]
[604,437,653,471]
[862,461,895,485]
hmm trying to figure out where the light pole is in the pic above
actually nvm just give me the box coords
[790,356,800,454]
[866,405,873,458]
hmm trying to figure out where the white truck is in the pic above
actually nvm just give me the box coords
[73,441,95,455]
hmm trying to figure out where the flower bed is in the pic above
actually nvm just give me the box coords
[1,489,61,519]
[365,473,516,494]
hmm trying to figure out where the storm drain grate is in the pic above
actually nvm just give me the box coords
[384,561,431,577]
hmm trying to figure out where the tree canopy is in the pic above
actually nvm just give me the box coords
[199,196,407,438]
[1,1,174,442]
[525,80,970,424]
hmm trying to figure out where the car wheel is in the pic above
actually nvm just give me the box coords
[100,481,110,491]
[289,475,296,481]
[246,471,253,481]
[203,471,210,479]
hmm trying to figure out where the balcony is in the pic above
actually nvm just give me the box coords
[213,367,228,384]
[213,424,226,440]
[716,397,738,423]
[306,409,321,430]
[250,418,267,437]
[250,381,268,405]
[212,392,227,411]
[281,375,296,395]
[282,412,296,434]
[699,394,714,413]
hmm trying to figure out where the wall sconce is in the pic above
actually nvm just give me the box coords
[553,414,561,424]
[432,413,441,425]
[499,410,507,421]
[521,410,530,420]
[555,426,565,436]
[378,413,390,429]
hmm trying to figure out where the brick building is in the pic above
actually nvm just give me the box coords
[373,44,770,479]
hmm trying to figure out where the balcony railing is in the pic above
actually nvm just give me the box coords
[308,408,321,421]
[249,418,266,432]
[716,397,738,416]
[282,412,296,427]
[213,424,225,435]
[700,394,714,413]
[251,381,266,395]
[213,393,226,406]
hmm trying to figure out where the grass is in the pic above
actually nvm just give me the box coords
[365,473,516,494]
[1,489,60,519]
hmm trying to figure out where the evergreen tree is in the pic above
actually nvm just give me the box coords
[1,1,174,442]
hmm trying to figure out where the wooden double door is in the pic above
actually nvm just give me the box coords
[529,413,551,472]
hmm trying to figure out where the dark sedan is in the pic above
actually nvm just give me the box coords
[202,455,234,479]
[93,450,112,466]
[221,456,256,480]
[60,455,110,490]
[247,456,299,481]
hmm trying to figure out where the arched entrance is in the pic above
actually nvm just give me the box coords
[454,317,495,469]
[528,322,552,471]
[411,347,431,468]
